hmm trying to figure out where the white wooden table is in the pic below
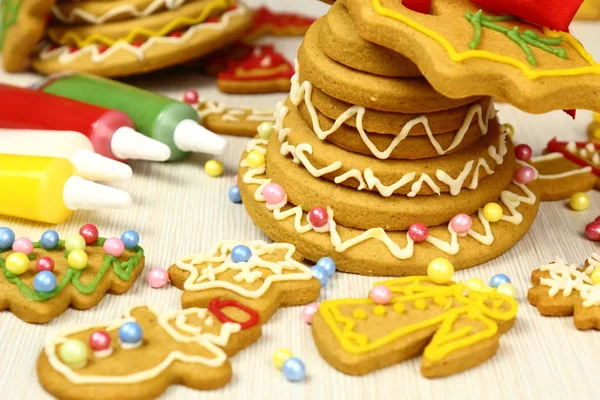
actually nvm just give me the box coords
[1,2,600,398]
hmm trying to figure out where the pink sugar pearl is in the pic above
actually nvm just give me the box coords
[408,223,428,243]
[370,285,392,305]
[103,237,125,257]
[514,144,533,162]
[183,89,198,104]
[451,214,472,234]
[514,166,535,185]
[12,237,33,255]
[262,183,286,205]
[147,268,169,288]
[301,303,319,325]
[232,174,238,185]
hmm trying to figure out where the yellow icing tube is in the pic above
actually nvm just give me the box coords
[0,154,132,224]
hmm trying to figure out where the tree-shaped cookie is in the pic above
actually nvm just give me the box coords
[0,225,144,323]
[168,240,321,323]
[311,273,517,377]
[37,304,261,400]
[528,255,600,330]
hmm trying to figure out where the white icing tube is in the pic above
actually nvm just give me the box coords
[0,128,132,181]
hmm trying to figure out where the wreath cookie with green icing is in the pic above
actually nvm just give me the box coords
[342,0,600,113]
[0,224,145,323]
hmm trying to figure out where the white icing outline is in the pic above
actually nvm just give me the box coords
[538,257,600,308]
[241,139,537,260]
[196,97,275,124]
[39,6,247,64]
[171,240,313,296]
[523,152,593,180]
[45,306,241,384]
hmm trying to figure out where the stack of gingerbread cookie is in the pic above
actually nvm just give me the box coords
[1,0,254,76]
[237,0,600,276]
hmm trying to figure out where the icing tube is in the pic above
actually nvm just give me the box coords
[0,154,132,224]
[36,74,227,161]
[0,128,132,182]
[0,84,171,162]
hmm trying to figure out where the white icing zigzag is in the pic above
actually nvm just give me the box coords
[538,256,600,308]
[241,139,537,261]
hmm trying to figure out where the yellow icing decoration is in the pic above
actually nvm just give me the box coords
[50,0,231,47]
[373,305,386,316]
[594,113,600,123]
[353,309,367,320]
[371,0,600,79]
[318,276,518,361]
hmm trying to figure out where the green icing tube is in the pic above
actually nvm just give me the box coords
[38,74,227,162]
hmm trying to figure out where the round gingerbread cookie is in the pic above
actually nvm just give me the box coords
[298,18,480,113]
[33,4,253,77]
[282,101,511,196]
[238,138,540,276]
[319,1,420,77]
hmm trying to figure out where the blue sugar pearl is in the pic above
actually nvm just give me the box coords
[316,257,336,277]
[490,274,511,288]
[119,322,143,344]
[33,271,57,293]
[312,266,329,287]
[231,245,252,263]
[121,230,140,249]
[282,357,306,382]
[40,230,59,249]
[228,185,242,203]
[0,227,15,250]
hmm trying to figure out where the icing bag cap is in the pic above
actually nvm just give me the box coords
[111,126,171,161]
[62,176,132,211]
[69,149,132,181]
[173,119,227,155]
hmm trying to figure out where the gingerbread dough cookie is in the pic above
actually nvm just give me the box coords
[528,255,600,330]
[195,97,275,137]
[312,275,517,377]
[343,0,600,113]
[0,227,144,323]
[320,1,420,78]
[168,240,321,323]
[576,0,600,20]
[37,305,262,400]
[243,6,315,43]
[298,19,480,113]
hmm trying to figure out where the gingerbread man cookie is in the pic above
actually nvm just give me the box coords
[528,255,600,330]
[37,304,261,400]
[243,6,315,43]
[0,225,144,323]
[312,273,518,377]
[168,240,321,323]
[576,0,600,20]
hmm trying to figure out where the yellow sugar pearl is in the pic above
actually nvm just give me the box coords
[204,159,224,177]
[496,283,517,299]
[569,192,590,211]
[5,252,30,275]
[591,267,600,285]
[594,113,600,123]
[373,305,386,316]
[272,348,293,370]
[68,249,88,270]
[483,202,503,222]
[503,123,515,137]
[465,278,486,293]
[246,150,265,168]
[427,258,454,284]
[393,302,405,313]
[352,309,367,320]
[593,128,600,140]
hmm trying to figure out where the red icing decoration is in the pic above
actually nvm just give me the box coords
[402,0,431,14]
[168,31,183,38]
[201,42,255,76]
[546,137,600,176]
[97,44,108,54]
[208,298,259,330]
[251,6,315,30]
[217,45,294,82]
[470,0,584,32]
[206,16,220,23]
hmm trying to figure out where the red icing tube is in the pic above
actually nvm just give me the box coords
[0,84,171,162]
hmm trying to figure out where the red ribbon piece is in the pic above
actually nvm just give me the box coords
[564,109,577,119]
[208,298,260,330]
[402,0,431,14]
[470,0,584,32]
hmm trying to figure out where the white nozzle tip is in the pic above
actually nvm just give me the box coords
[173,119,227,155]
[63,176,132,211]
[69,149,132,181]
[111,126,171,161]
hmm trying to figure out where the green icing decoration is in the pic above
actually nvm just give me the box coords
[465,9,566,67]
[0,237,144,302]
[0,0,23,51]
